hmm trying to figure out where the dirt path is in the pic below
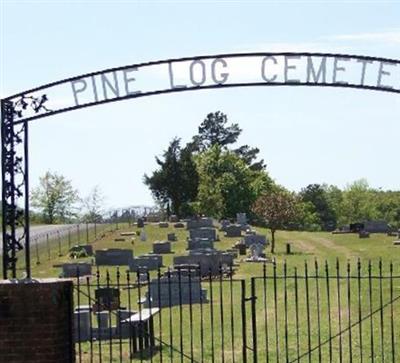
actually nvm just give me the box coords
[308,235,353,257]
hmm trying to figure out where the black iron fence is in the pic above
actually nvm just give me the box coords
[73,260,400,362]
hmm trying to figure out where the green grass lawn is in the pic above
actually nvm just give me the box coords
[21,223,400,362]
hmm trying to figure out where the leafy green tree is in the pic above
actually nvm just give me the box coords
[30,171,79,224]
[195,145,272,219]
[252,188,297,254]
[192,111,242,151]
[192,111,265,170]
[82,186,105,223]
[340,179,378,224]
[144,138,198,217]
[299,184,337,231]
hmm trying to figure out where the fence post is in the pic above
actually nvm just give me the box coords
[86,222,89,243]
[57,230,62,257]
[241,280,248,363]
[251,277,258,363]
[46,233,50,260]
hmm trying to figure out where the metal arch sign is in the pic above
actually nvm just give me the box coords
[1,51,400,279]
[4,52,400,124]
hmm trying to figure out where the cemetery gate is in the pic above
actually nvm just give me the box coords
[2,51,400,279]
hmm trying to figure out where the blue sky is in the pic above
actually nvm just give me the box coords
[1,1,400,209]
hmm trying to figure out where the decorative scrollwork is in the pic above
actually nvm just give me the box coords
[12,94,52,118]
[1,99,30,278]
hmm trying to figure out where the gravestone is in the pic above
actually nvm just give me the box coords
[187,238,214,250]
[140,229,147,241]
[189,227,217,241]
[220,219,230,231]
[393,240,400,246]
[153,241,172,254]
[137,218,144,228]
[143,270,207,308]
[359,231,370,238]
[74,306,91,342]
[167,232,177,241]
[174,222,185,228]
[94,287,120,312]
[174,250,234,276]
[243,234,268,247]
[96,311,110,339]
[61,262,92,277]
[246,243,267,263]
[236,213,247,225]
[225,224,242,237]
[130,254,163,272]
[159,222,169,228]
[116,309,137,338]
[186,217,213,230]
[95,249,133,266]
[169,215,179,222]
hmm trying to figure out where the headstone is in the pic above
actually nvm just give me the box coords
[140,229,147,241]
[236,213,247,225]
[95,249,133,266]
[363,220,389,233]
[143,270,207,308]
[153,241,172,254]
[74,306,91,342]
[220,219,230,231]
[189,227,217,241]
[114,238,125,242]
[61,263,92,278]
[116,309,137,338]
[94,287,120,311]
[130,254,163,272]
[243,234,268,247]
[95,311,110,339]
[186,218,213,230]
[359,231,370,238]
[224,224,242,237]
[393,240,400,246]
[137,218,144,228]
[174,222,185,228]
[169,215,179,222]
[167,232,177,242]
[225,248,239,259]
[187,238,214,250]
[246,243,267,262]
[159,222,169,228]
[174,250,234,276]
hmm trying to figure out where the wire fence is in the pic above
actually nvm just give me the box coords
[0,222,126,276]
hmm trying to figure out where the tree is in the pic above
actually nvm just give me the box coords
[30,171,79,224]
[192,111,266,170]
[299,184,337,231]
[195,145,273,219]
[82,186,105,223]
[192,111,242,151]
[340,179,377,224]
[252,188,297,254]
[144,138,198,217]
